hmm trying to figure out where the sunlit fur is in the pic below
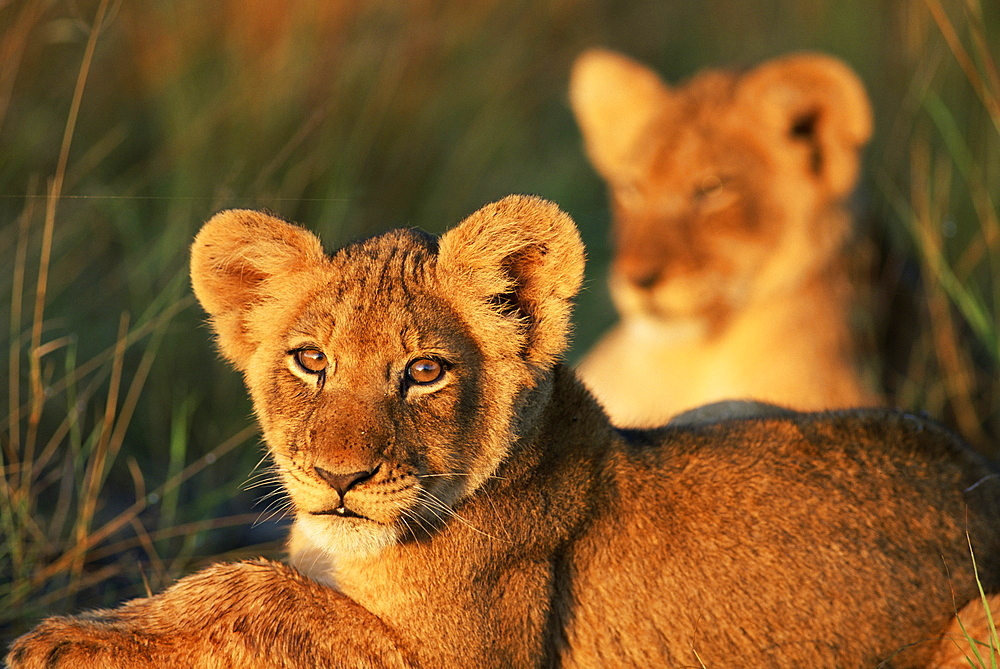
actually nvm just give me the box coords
[9,196,1000,668]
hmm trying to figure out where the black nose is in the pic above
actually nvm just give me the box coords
[314,466,377,498]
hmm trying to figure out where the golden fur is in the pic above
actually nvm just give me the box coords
[571,49,880,427]
[8,196,1000,668]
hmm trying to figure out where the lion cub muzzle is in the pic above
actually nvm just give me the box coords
[313,465,380,517]
[290,392,410,520]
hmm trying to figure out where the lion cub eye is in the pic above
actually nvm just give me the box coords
[406,358,444,385]
[293,348,328,374]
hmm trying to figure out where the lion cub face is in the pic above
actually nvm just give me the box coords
[190,197,584,559]
[570,50,871,325]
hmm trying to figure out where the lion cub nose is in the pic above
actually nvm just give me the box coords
[617,257,661,291]
[314,466,377,498]
[632,270,660,291]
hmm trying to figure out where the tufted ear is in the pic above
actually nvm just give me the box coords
[569,48,671,182]
[437,195,585,369]
[738,53,872,198]
[190,209,327,369]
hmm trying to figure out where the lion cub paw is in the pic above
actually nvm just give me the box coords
[6,614,168,669]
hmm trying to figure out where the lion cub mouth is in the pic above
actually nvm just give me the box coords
[311,507,367,520]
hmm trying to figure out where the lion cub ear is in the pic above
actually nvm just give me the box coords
[739,53,872,198]
[569,48,670,182]
[437,195,585,369]
[190,209,326,368]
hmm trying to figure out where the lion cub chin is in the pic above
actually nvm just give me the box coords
[8,196,1000,669]
[571,49,880,427]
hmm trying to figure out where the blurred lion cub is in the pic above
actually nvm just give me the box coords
[571,49,879,426]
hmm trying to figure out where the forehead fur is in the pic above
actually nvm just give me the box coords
[282,226,523,368]
[285,229,453,351]
[322,229,441,303]
[672,70,739,113]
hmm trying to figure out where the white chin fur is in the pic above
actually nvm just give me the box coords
[289,514,399,584]
[623,314,706,343]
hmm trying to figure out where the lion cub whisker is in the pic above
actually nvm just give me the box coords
[241,467,282,491]
[250,486,288,509]
[416,472,508,481]
[241,477,280,492]
[417,489,505,544]
[398,508,436,540]
[252,498,294,528]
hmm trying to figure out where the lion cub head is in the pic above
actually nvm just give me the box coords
[190,196,584,560]
[570,49,871,326]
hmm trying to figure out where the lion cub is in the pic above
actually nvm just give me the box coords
[9,196,999,668]
[571,49,879,426]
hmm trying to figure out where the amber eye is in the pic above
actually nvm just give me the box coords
[406,358,444,385]
[293,348,328,374]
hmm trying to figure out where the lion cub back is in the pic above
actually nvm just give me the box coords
[570,50,878,426]
[564,409,1000,667]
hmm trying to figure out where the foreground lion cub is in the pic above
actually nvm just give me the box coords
[571,50,879,426]
[9,196,1000,667]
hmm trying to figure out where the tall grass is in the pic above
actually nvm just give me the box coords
[0,0,997,650]
[0,0,274,643]
[874,0,999,447]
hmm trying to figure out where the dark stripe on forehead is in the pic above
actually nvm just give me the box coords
[328,228,440,304]
[375,244,401,297]
[336,229,436,267]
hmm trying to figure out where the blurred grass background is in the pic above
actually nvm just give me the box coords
[1,0,998,646]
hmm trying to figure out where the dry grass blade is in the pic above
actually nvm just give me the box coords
[71,312,129,582]
[910,141,986,444]
[923,0,1000,131]
[25,0,112,495]
[22,423,258,592]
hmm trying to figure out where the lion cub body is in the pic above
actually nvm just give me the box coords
[9,197,1000,668]
[571,50,879,426]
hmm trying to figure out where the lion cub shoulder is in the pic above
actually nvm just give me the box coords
[571,50,879,426]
